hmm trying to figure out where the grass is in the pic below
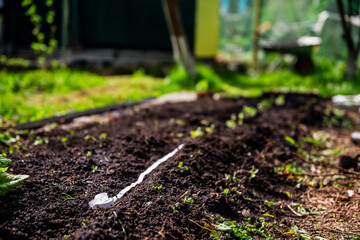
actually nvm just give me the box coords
[0,69,165,125]
[1,58,359,126]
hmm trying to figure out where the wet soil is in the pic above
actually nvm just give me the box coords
[0,93,328,239]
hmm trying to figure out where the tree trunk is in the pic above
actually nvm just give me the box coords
[347,51,358,80]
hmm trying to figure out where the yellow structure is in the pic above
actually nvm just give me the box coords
[194,0,220,58]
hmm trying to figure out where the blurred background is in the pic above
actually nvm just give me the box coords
[0,0,359,128]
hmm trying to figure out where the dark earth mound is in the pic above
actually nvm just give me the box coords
[0,93,326,239]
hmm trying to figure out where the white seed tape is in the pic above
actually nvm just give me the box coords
[89,144,184,209]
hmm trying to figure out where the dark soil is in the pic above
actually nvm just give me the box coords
[0,93,327,239]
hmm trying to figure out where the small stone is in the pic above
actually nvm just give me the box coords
[241,209,250,217]
[352,131,360,144]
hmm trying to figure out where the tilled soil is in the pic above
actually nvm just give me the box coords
[0,93,328,239]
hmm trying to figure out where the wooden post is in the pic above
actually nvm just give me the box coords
[252,0,261,70]
[162,0,197,78]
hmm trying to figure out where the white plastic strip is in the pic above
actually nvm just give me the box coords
[89,144,184,209]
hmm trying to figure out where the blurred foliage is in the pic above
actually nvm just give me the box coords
[165,64,222,92]
[0,57,359,126]
[21,0,59,69]
[165,59,360,97]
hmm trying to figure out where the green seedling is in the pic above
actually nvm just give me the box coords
[181,191,194,204]
[178,161,189,171]
[113,211,126,237]
[92,166,98,173]
[215,220,274,239]
[242,105,257,118]
[61,137,68,143]
[205,124,215,134]
[68,130,74,135]
[265,200,276,207]
[286,225,311,240]
[0,155,29,196]
[81,219,88,226]
[190,127,204,138]
[226,114,237,128]
[152,185,162,191]
[248,166,259,180]
[86,151,92,156]
[257,98,274,112]
[225,172,242,182]
[285,136,296,146]
[170,118,186,126]
[223,188,230,197]
[172,202,180,213]
[275,94,285,106]
[303,131,328,148]
[34,136,43,145]
[61,192,74,200]
[100,133,107,139]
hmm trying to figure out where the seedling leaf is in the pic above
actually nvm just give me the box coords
[285,136,296,146]
[0,155,12,169]
[215,221,236,231]
[0,172,29,196]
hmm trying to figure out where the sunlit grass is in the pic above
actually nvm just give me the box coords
[1,59,359,126]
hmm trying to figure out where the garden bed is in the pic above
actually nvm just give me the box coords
[1,93,359,239]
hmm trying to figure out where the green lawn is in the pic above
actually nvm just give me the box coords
[1,61,359,126]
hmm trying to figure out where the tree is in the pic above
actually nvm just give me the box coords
[336,0,360,79]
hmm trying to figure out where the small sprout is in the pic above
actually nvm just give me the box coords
[226,114,237,128]
[223,188,229,197]
[265,200,276,207]
[68,130,74,135]
[86,151,92,156]
[205,124,215,134]
[176,133,184,137]
[117,153,122,157]
[181,191,194,204]
[190,128,204,138]
[61,192,74,200]
[275,94,285,106]
[215,221,236,231]
[248,166,259,180]
[263,213,275,218]
[113,211,127,236]
[286,191,291,198]
[257,98,274,112]
[285,136,296,146]
[242,105,257,118]
[152,185,162,191]
[61,137,68,143]
[178,161,189,171]
[172,202,180,213]
[225,173,232,182]
[63,235,70,238]
[100,133,107,139]
[84,135,96,141]
[175,119,186,126]
[82,219,88,226]
[51,169,56,175]
[92,166,98,173]
[34,136,43,145]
